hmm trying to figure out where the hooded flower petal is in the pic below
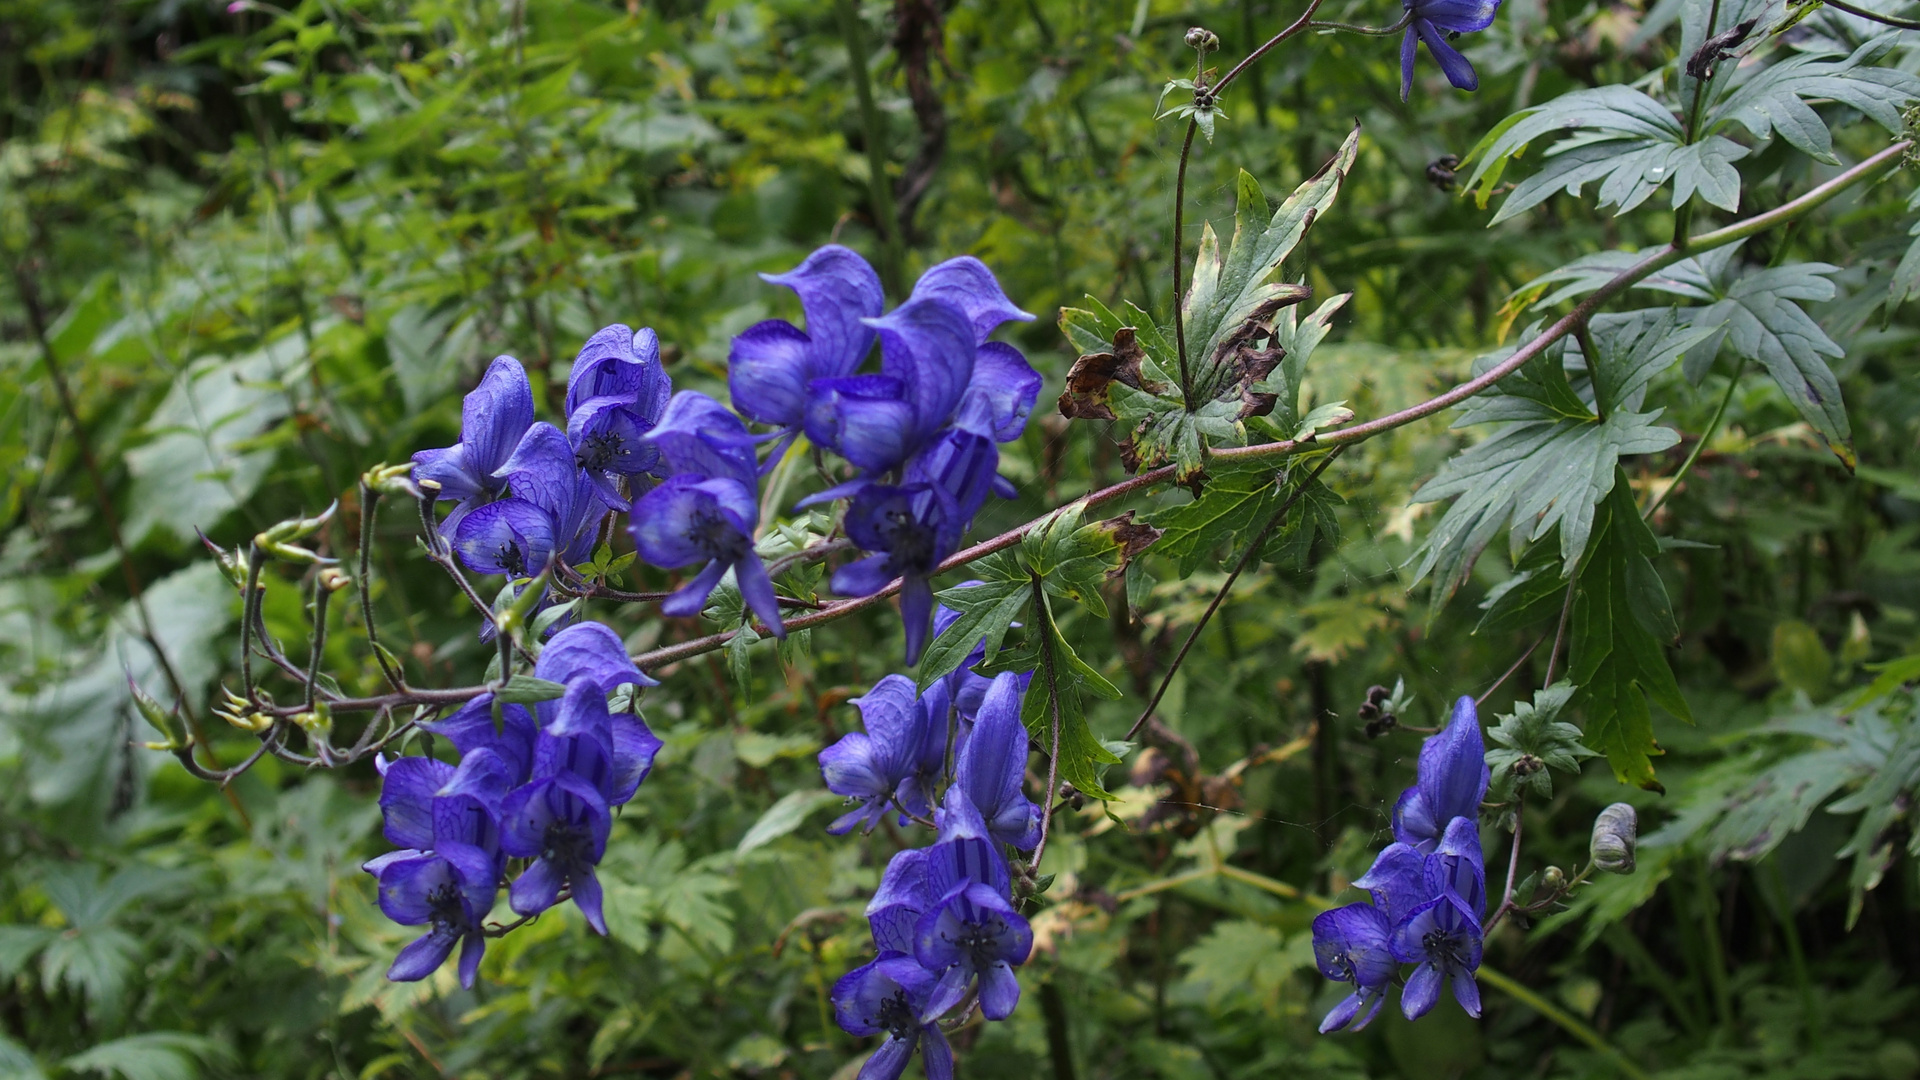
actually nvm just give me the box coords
[1353,843,1430,925]
[907,256,1035,343]
[954,343,1041,443]
[535,621,655,693]
[760,246,884,380]
[564,324,668,418]
[1415,19,1480,91]
[803,375,916,473]
[453,497,556,577]
[640,391,760,486]
[953,672,1041,850]
[1310,903,1397,989]
[865,298,976,449]
[1417,696,1490,832]
[728,320,815,428]
[419,695,537,786]
[379,756,456,850]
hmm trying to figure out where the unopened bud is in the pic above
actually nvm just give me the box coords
[318,567,352,592]
[1366,684,1391,705]
[294,702,333,741]
[363,462,420,498]
[258,501,337,546]
[1185,26,1219,52]
[127,675,190,750]
[1540,865,1566,892]
[1590,803,1638,874]
[1512,753,1545,777]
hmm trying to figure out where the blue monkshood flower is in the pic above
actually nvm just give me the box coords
[453,422,602,578]
[564,324,672,504]
[419,695,537,787]
[907,428,1003,528]
[730,246,885,436]
[497,681,657,934]
[831,954,955,1080]
[1425,815,1487,918]
[819,675,934,835]
[366,750,516,987]
[800,258,1037,491]
[499,770,612,934]
[914,880,1033,1021]
[867,848,934,955]
[833,483,961,666]
[1393,695,1489,853]
[630,393,785,636]
[1400,0,1501,101]
[1312,903,1398,1033]
[366,842,499,987]
[412,356,536,537]
[533,620,660,726]
[1390,892,1484,1020]
[952,672,1041,851]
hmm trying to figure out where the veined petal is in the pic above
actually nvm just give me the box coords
[1402,961,1443,1020]
[608,714,664,805]
[1400,27,1418,101]
[1416,0,1500,33]
[536,621,655,693]
[908,256,1035,342]
[865,298,976,440]
[642,391,759,486]
[728,320,815,428]
[379,756,455,849]
[1417,696,1490,829]
[376,853,454,925]
[1354,843,1430,925]
[567,396,662,481]
[1310,903,1396,988]
[831,552,899,598]
[804,375,915,473]
[955,342,1042,442]
[388,928,459,983]
[509,856,567,916]
[564,324,665,417]
[462,356,536,476]
[761,244,884,379]
[733,551,786,639]
[412,444,487,504]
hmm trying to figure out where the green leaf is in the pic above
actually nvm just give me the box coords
[1706,34,1920,165]
[917,574,1029,689]
[1515,245,1854,467]
[1021,507,1163,618]
[1183,126,1361,404]
[734,790,842,856]
[1771,619,1833,697]
[1148,459,1288,577]
[1467,86,1698,224]
[495,675,567,705]
[1022,590,1122,800]
[61,1033,227,1080]
[1486,685,1597,798]
[1476,538,1568,634]
[1570,482,1693,790]
[1412,321,1689,600]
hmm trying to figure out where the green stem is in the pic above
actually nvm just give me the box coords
[1478,966,1653,1080]
[834,0,905,296]
[1643,357,1745,519]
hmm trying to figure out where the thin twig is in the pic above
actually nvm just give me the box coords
[1027,577,1066,876]
[357,482,406,691]
[1544,571,1577,688]
[1307,11,1413,34]
[1484,805,1524,932]
[306,574,334,711]
[1642,357,1746,519]
[1817,0,1920,29]
[1125,447,1346,741]
[1477,636,1544,706]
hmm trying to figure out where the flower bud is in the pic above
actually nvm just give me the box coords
[1512,753,1544,777]
[1540,865,1565,892]
[318,567,352,592]
[1185,26,1219,52]
[127,674,190,750]
[363,462,421,498]
[1590,803,1638,874]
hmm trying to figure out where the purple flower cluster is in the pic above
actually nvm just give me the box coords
[817,611,1040,1080]
[411,245,1038,663]
[361,623,662,986]
[1311,695,1490,1031]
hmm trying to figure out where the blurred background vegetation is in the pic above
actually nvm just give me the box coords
[2,0,1919,1077]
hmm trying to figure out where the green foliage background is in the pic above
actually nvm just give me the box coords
[3,0,1920,1078]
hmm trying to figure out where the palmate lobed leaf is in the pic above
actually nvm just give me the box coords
[1515,243,1854,467]
[1057,129,1360,480]
[1411,311,1707,600]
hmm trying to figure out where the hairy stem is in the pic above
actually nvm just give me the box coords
[1171,117,1201,409]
